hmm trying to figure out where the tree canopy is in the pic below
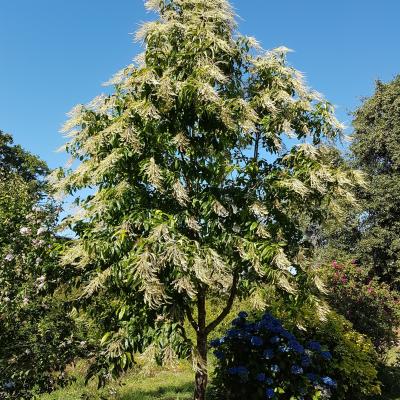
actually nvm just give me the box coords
[350,76,400,288]
[0,131,48,183]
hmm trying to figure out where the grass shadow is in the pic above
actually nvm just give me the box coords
[119,380,193,400]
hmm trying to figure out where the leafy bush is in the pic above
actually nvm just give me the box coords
[298,312,381,400]
[0,197,88,399]
[0,135,89,399]
[324,260,400,348]
[210,312,336,399]
[0,299,89,399]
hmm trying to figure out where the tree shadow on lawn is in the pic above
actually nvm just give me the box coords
[119,381,194,400]
[119,381,218,400]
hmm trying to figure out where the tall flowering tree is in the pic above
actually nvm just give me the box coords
[55,1,361,398]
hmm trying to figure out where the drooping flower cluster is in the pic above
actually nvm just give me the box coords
[211,312,336,399]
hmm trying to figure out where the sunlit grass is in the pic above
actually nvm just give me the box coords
[39,361,194,400]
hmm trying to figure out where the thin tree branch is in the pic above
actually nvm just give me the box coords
[185,304,199,332]
[253,131,260,162]
[205,272,239,335]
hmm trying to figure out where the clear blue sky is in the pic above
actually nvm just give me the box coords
[1,0,399,169]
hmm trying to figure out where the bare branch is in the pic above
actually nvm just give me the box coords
[205,272,239,335]
[185,304,199,332]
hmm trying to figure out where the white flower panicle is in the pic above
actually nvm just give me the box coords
[19,227,31,236]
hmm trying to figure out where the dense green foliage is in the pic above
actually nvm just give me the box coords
[54,0,360,397]
[302,312,381,400]
[0,132,86,399]
[313,76,400,366]
[330,76,400,288]
[0,131,48,182]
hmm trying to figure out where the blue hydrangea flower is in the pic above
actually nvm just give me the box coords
[251,336,263,347]
[238,311,248,319]
[301,354,311,367]
[245,322,256,331]
[288,340,304,354]
[280,329,296,341]
[226,329,239,338]
[256,320,267,330]
[228,366,249,376]
[264,348,274,359]
[213,350,224,360]
[321,351,332,360]
[262,312,272,320]
[3,381,15,390]
[278,344,290,353]
[266,388,275,398]
[270,336,280,344]
[291,365,304,375]
[306,373,318,383]
[210,339,220,348]
[238,330,251,340]
[307,341,322,352]
[266,378,274,385]
[321,376,337,387]
[270,324,285,334]
[270,364,280,373]
[232,318,243,326]
[256,372,266,382]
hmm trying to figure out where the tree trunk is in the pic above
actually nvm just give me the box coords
[194,289,208,400]
[194,333,208,400]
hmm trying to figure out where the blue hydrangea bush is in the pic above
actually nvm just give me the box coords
[211,312,336,399]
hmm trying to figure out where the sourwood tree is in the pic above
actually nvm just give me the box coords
[55,1,361,398]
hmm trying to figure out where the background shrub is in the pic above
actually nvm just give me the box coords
[323,260,400,349]
[295,312,381,400]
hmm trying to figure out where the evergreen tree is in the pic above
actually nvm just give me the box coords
[55,1,360,398]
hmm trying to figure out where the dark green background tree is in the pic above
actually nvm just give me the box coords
[311,77,400,351]
[351,76,400,288]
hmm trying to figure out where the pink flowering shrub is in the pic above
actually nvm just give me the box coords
[324,260,400,348]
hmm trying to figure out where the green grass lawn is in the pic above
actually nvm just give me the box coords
[39,362,195,400]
